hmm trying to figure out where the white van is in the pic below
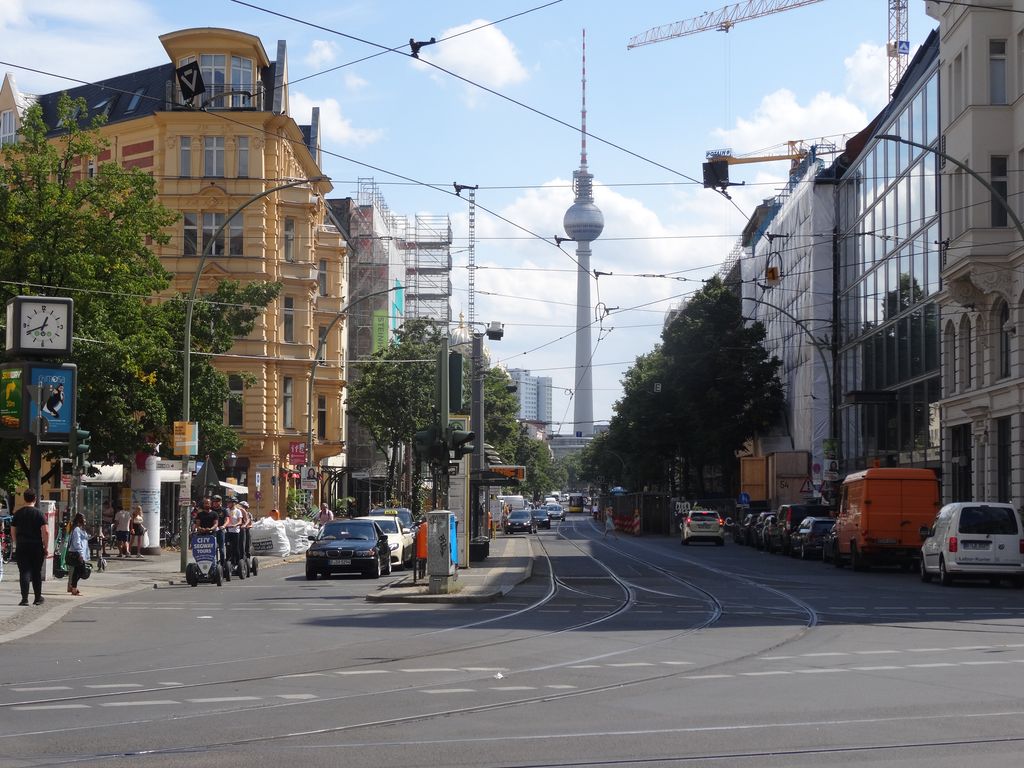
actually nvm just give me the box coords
[920,502,1024,587]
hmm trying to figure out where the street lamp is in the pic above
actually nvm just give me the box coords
[306,286,401,498]
[178,176,326,571]
[741,294,836,447]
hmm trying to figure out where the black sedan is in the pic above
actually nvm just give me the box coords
[306,519,392,579]
[788,516,836,560]
[531,507,552,530]
[505,509,536,534]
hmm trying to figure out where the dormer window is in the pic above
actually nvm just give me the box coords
[0,110,15,145]
[200,54,227,106]
[231,56,254,107]
[125,87,146,114]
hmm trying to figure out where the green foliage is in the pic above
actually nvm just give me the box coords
[0,95,177,476]
[346,318,444,499]
[579,278,784,497]
[0,95,280,479]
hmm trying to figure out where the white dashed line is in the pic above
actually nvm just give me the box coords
[84,683,143,689]
[684,674,733,680]
[13,704,90,711]
[277,694,318,700]
[99,700,178,707]
[11,686,72,692]
[334,670,390,675]
[187,696,261,703]
[421,688,475,694]
[399,668,459,673]
[491,686,535,691]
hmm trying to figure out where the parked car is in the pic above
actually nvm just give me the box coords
[530,507,552,530]
[752,512,776,551]
[681,509,725,546]
[736,512,758,545]
[789,516,836,560]
[763,515,785,553]
[774,503,833,555]
[355,515,414,568]
[305,519,391,579]
[920,502,1024,587]
[545,503,565,521]
[821,522,838,563]
[505,509,536,534]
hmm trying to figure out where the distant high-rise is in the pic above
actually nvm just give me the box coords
[561,29,603,439]
[508,369,553,425]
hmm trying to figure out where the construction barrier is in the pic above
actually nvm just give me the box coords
[632,509,641,535]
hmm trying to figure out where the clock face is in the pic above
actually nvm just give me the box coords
[19,302,69,350]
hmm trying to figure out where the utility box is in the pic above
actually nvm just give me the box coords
[427,510,458,593]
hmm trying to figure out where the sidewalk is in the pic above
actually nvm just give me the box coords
[0,534,534,643]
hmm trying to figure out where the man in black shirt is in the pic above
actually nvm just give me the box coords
[11,489,49,606]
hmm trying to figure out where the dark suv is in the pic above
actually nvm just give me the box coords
[774,504,833,555]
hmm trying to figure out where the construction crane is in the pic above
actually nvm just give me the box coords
[701,141,811,193]
[628,0,909,98]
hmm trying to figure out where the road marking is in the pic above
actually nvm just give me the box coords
[334,670,390,675]
[684,674,733,680]
[491,686,535,691]
[661,661,694,666]
[741,671,789,677]
[400,667,459,673]
[11,686,72,692]
[962,660,1010,666]
[13,704,90,711]
[907,663,956,668]
[608,662,654,667]
[84,683,143,689]
[274,673,324,679]
[795,668,848,674]
[186,696,261,703]
[546,685,577,689]
[802,652,847,657]
[854,650,900,655]
[850,666,902,671]
[568,665,601,669]
[277,694,318,700]
[421,688,474,694]
[462,668,506,672]
[99,700,178,707]
[158,682,185,686]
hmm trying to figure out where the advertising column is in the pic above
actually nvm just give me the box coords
[131,450,161,555]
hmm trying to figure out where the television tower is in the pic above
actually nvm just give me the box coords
[562,29,604,438]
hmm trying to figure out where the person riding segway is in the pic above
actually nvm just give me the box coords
[186,499,223,587]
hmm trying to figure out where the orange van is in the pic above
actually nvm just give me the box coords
[833,468,940,570]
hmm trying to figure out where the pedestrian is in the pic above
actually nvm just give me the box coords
[224,496,241,572]
[100,500,115,556]
[317,501,333,527]
[65,512,90,596]
[129,505,146,557]
[239,501,253,560]
[604,508,617,539]
[211,494,227,566]
[113,503,132,557]
[11,489,48,606]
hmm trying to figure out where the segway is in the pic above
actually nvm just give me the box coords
[185,533,223,587]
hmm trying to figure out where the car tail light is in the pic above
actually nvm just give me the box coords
[718,518,724,527]
[947,537,958,553]
[1019,540,1024,554]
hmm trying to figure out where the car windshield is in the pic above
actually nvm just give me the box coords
[510,511,530,521]
[546,504,561,511]
[689,512,717,521]
[958,506,1019,535]
[371,518,399,534]
[812,520,834,530]
[531,509,548,516]
[320,522,374,540]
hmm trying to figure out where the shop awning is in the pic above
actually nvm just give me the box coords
[219,480,248,496]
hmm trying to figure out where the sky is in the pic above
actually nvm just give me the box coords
[0,0,937,435]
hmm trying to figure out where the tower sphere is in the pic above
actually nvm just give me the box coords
[563,201,604,243]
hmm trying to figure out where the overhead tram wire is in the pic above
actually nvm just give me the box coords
[230,0,749,220]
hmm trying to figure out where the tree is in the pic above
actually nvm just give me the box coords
[0,95,280,481]
[346,318,443,504]
[0,95,178,478]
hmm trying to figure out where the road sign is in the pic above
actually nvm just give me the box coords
[173,421,198,456]
[737,491,751,505]
[289,441,307,466]
[175,61,205,102]
[799,477,813,495]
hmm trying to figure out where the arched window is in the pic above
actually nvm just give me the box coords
[997,300,1011,379]
[958,315,972,390]
[943,322,956,394]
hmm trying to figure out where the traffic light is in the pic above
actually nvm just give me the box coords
[448,351,464,412]
[413,425,446,465]
[447,425,475,461]
[69,425,91,466]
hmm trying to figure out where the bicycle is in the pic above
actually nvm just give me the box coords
[0,514,12,583]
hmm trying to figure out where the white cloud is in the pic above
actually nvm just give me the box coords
[0,0,28,28]
[304,40,338,70]
[844,42,889,111]
[291,91,383,147]
[415,20,528,104]
[344,72,368,92]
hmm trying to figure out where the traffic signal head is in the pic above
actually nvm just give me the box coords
[70,427,91,461]
[447,426,475,461]
[413,425,445,464]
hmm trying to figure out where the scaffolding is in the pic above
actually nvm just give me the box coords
[398,214,453,325]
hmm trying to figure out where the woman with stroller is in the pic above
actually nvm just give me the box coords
[65,512,90,596]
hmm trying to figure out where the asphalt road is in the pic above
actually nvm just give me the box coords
[2,513,1024,767]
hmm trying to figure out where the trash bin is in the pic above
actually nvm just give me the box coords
[469,536,490,562]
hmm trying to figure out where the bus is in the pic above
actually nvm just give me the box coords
[567,493,588,514]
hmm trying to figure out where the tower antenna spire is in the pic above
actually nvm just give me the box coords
[580,27,588,170]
